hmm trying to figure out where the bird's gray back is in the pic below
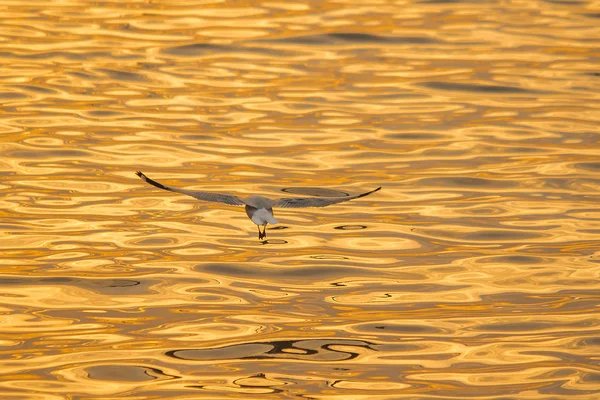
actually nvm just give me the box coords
[244,195,275,209]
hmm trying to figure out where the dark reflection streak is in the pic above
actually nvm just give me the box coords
[417,81,545,94]
[143,366,180,381]
[296,395,318,400]
[254,33,443,45]
[260,239,288,245]
[109,280,140,288]
[321,344,364,361]
[334,225,366,230]
[311,255,349,260]
[0,277,142,288]
[188,384,282,394]
[165,349,183,360]
[162,43,294,57]
[330,380,343,388]
[85,364,180,382]
[233,373,285,388]
[265,341,316,357]
[166,339,376,362]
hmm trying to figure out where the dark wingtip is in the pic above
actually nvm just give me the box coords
[135,171,170,191]
[367,186,382,194]
[356,186,382,199]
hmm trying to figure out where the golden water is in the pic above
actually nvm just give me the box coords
[1,0,600,398]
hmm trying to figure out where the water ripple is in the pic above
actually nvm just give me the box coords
[1,0,599,398]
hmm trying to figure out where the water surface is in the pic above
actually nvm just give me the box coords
[1,0,600,398]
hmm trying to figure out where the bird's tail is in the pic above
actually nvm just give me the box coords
[267,215,279,224]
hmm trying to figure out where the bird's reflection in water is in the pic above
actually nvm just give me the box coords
[260,239,288,245]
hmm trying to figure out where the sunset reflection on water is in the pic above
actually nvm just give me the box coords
[1,0,600,398]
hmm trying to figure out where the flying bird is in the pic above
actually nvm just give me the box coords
[136,171,381,240]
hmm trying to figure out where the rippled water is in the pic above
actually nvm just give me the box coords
[2,0,600,398]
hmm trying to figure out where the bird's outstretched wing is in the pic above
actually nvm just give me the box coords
[274,187,381,208]
[135,171,246,206]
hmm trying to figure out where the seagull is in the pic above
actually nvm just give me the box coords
[136,171,381,240]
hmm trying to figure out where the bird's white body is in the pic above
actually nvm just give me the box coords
[250,208,279,225]
[135,171,380,240]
